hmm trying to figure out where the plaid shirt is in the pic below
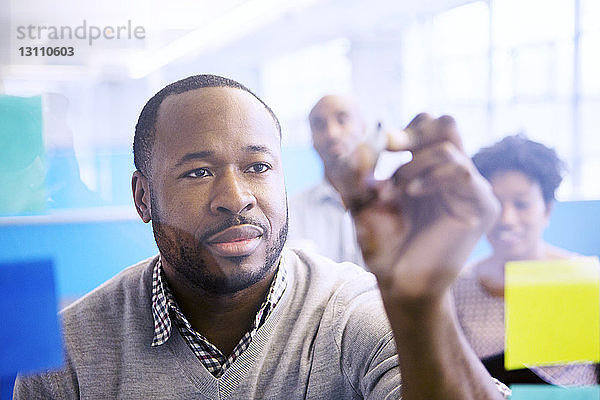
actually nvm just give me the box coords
[151,257,287,378]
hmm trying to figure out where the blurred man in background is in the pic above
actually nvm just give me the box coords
[288,95,366,267]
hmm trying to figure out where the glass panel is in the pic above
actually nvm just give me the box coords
[442,104,489,155]
[579,100,600,157]
[493,0,574,47]
[490,101,573,157]
[580,158,600,199]
[432,1,489,57]
[513,45,553,98]
[580,32,600,97]
[581,0,600,33]
[398,20,435,122]
[261,38,352,147]
[554,40,575,98]
[438,56,488,102]
[492,49,514,102]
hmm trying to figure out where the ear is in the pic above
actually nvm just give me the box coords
[132,170,152,223]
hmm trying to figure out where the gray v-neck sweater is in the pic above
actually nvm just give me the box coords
[15,248,402,399]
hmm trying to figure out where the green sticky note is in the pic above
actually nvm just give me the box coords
[505,257,600,370]
[0,94,46,215]
[510,384,600,399]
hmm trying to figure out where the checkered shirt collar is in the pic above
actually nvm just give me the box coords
[150,256,287,376]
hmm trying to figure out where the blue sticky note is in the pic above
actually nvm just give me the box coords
[510,384,600,399]
[0,259,63,376]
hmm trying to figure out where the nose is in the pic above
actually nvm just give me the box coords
[322,121,344,140]
[209,168,256,215]
[497,203,518,227]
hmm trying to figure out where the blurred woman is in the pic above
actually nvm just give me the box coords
[453,134,598,385]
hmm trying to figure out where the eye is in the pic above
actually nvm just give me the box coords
[336,112,350,125]
[245,163,271,174]
[185,168,212,178]
[514,200,529,210]
[311,119,326,132]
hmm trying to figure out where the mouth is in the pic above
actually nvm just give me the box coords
[328,142,346,155]
[205,224,264,258]
[491,230,523,246]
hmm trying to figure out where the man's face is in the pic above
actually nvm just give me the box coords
[148,87,288,295]
[309,95,366,167]
[486,170,550,261]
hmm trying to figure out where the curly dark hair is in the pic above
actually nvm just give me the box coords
[133,74,281,176]
[472,134,565,203]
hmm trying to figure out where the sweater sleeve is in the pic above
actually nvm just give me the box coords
[329,275,404,399]
[13,363,79,400]
[330,274,512,400]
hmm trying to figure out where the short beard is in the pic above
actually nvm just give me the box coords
[150,194,288,295]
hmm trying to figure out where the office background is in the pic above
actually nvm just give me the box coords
[1,0,599,302]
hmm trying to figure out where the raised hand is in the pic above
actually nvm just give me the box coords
[326,113,499,307]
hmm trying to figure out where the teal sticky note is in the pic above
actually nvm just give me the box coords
[510,384,600,399]
[0,95,46,215]
[0,259,64,375]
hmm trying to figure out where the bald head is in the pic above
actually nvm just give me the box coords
[308,95,366,167]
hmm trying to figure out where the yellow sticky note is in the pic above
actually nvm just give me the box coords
[505,257,600,370]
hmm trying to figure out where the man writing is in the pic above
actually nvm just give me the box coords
[15,75,508,399]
